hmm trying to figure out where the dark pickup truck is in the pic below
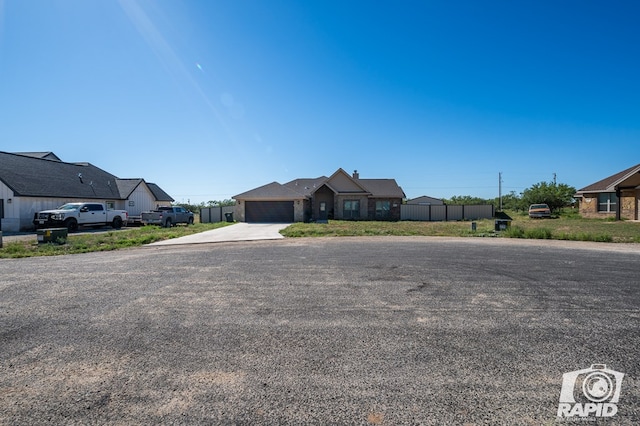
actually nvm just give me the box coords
[140,206,194,227]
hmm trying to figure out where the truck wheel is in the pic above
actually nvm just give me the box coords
[164,218,172,228]
[112,217,123,229]
[64,218,78,232]
[187,217,194,225]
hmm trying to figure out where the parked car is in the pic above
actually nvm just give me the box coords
[141,206,194,227]
[529,203,551,218]
[33,203,128,231]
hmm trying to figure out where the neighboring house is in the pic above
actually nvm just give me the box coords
[0,151,174,231]
[406,195,444,206]
[574,163,640,220]
[233,168,405,223]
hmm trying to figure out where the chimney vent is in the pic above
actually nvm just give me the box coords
[353,170,359,179]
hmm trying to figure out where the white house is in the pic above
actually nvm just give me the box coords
[0,151,173,231]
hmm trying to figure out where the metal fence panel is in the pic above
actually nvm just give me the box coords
[430,205,447,221]
[401,204,430,221]
[463,204,494,220]
[400,204,494,221]
[200,206,236,223]
[447,205,463,221]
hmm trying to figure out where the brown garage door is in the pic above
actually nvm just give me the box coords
[245,201,294,223]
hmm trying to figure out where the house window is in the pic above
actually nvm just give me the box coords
[343,200,360,219]
[597,193,617,213]
[106,201,115,210]
[375,200,390,219]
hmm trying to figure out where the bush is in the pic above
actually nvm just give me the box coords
[556,232,613,243]
[503,226,525,238]
[524,228,553,239]
[503,226,552,240]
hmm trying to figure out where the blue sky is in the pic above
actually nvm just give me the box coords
[1,1,639,203]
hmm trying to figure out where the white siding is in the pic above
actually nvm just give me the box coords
[1,178,172,231]
[1,181,19,231]
[9,197,120,231]
[125,183,165,216]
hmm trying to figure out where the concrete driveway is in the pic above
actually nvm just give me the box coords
[147,222,289,246]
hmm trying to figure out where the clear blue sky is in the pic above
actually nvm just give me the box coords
[1,1,639,203]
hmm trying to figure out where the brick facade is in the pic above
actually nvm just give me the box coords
[578,190,639,220]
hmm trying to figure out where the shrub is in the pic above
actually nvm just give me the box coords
[524,228,553,239]
[503,226,525,238]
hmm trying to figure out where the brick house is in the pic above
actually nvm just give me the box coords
[574,163,640,220]
[233,168,405,223]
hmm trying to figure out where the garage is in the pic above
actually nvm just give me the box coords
[245,201,294,223]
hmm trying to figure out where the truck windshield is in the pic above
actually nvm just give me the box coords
[58,204,80,210]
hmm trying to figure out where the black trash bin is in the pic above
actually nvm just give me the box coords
[224,212,234,223]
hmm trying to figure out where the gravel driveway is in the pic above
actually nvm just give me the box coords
[1,237,639,424]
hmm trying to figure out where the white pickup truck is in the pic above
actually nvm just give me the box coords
[33,202,128,232]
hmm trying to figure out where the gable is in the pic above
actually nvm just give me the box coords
[13,152,62,161]
[283,177,328,197]
[577,163,640,193]
[325,169,369,193]
[116,179,144,198]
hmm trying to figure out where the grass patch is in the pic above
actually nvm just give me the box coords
[281,220,498,238]
[3,214,637,259]
[281,215,640,243]
[0,222,232,259]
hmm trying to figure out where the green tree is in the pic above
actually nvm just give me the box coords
[173,199,236,213]
[444,195,490,205]
[521,182,576,212]
[494,191,525,211]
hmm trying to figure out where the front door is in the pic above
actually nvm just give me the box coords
[319,202,327,221]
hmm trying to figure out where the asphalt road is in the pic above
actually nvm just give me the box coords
[1,237,639,425]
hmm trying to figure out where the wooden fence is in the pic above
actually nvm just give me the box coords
[200,206,236,223]
[400,204,494,221]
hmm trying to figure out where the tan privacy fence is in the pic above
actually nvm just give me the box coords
[400,204,494,221]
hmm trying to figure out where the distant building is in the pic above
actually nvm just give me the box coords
[406,195,444,206]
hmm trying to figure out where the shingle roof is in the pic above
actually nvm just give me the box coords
[0,151,121,199]
[13,152,61,161]
[147,182,174,202]
[0,151,174,202]
[115,178,144,199]
[234,170,405,200]
[358,179,406,198]
[577,163,640,193]
[234,181,307,200]
[283,177,328,196]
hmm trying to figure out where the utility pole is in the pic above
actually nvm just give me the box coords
[498,172,503,211]
[553,173,557,185]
